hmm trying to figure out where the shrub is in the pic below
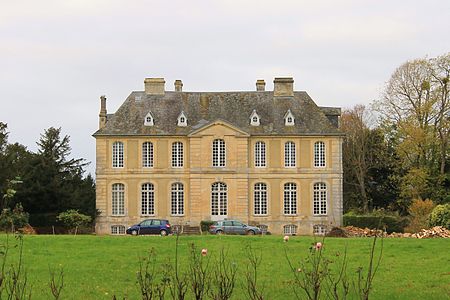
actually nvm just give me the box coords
[0,203,29,232]
[405,199,435,232]
[429,204,450,229]
[343,212,408,233]
[29,213,58,226]
[200,220,215,233]
[57,209,92,235]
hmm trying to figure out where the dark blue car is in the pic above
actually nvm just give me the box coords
[126,219,172,236]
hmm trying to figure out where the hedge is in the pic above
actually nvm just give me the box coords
[200,220,215,233]
[343,214,408,233]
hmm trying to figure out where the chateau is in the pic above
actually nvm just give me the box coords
[93,77,343,235]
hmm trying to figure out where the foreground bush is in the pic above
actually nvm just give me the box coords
[429,204,450,229]
[0,203,29,232]
[343,211,408,233]
[405,199,435,233]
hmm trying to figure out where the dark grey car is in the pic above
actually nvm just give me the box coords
[209,220,262,235]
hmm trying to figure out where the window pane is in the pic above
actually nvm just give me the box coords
[284,183,297,215]
[112,142,124,168]
[212,139,226,167]
[142,142,153,168]
[314,141,326,167]
[172,142,183,167]
[313,182,327,215]
[171,183,184,215]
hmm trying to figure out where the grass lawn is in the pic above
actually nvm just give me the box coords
[2,234,449,299]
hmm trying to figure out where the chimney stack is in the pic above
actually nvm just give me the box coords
[174,80,183,92]
[99,95,107,129]
[144,78,165,95]
[256,79,265,91]
[273,77,294,97]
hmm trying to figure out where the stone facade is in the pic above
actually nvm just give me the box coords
[93,77,343,235]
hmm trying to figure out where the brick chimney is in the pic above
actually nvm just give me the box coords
[256,79,265,91]
[144,78,165,95]
[174,80,183,92]
[273,77,294,97]
[99,95,107,129]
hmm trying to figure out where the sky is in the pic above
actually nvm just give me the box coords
[1,0,449,176]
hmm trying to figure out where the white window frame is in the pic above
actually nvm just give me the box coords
[284,109,295,126]
[111,225,126,235]
[250,109,260,126]
[284,141,296,168]
[141,183,155,216]
[254,141,266,168]
[177,111,188,127]
[112,183,125,216]
[142,142,154,168]
[283,224,297,235]
[112,141,124,168]
[144,112,154,126]
[211,182,227,216]
[313,182,327,215]
[283,182,297,215]
[313,224,328,235]
[254,182,268,215]
[314,141,326,167]
[212,139,226,167]
[172,142,184,168]
[171,183,184,215]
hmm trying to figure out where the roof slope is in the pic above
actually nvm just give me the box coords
[93,91,342,136]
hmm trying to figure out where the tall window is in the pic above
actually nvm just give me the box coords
[255,141,266,167]
[284,183,297,215]
[211,182,227,216]
[212,139,226,167]
[172,142,183,168]
[112,183,125,215]
[254,183,268,215]
[112,142,124,168]
[171,183,184,215]
[141,183,155,215]
[314,141,326,167]
[284,141,296,167]
[313,182,327,215]
[142,142,153,168]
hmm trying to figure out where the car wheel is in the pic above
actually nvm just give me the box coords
[216,230,223,235]
[131,230,138,236]
[160,229,168,236]
[247,230,255,235]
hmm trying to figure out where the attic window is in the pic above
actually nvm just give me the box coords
[284,109,295,126]
[177,111,188,127]
[144,112,154,126]
[249,109,260,126]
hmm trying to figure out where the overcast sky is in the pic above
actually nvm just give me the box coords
[1,0,449,176]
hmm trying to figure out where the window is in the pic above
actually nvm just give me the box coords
[211,182,227,216]
[257,224,268,234]
[172,142,183,167]
[250,109,260,126]
[314,141,326,167]
[284,109,295,126]
[255,141,266,167]
[313,182,327,215]
[111,225,126,235]
[284,141,296,167]
[112,183,125,215]
[252,116,258,122]
[144,111,154,126]
[212,139,226,167]
[180,117,185,123]
[313,224,328,235]
[284,183,297,215]
[171,183,184,215]
[177,111,188,127]
[142,142,153,168]
[141,183,155,215]
[254,183,268,215]
[283,224,297,235]
[112,142,124,168]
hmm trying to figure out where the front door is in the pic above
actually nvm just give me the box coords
[211,182,227,221]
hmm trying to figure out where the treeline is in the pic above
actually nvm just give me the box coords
[343,52,449,225]
[0,124,95,227]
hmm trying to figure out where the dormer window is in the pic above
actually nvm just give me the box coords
[249,109,260,126]
[144,111,154,126]
[284,109,295,126]
[177,111,188,127]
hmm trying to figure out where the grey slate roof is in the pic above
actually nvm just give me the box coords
[93,91,343,136]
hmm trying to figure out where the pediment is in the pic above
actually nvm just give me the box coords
[188,119,249,137]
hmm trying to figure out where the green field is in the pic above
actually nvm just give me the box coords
[2,234,449,299]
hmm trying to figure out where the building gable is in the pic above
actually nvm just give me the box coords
[188,120,250,137]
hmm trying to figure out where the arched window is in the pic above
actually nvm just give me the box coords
[255,141,266,167]
[212,139,226,167]
[172,142,183,167]
[283,224,297,235]
[254,183,267,215]
[112,183,125,215]
[314,141,326,167]
[142,142,153,168]
[313,182,327,215]
[211,182,227,216]
[112,142,124,168]
[141,183,155,215]
[171,183,184,215]
[284,141,296,167]
[284,183,297,215]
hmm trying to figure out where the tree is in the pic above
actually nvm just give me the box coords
[57,209,92,235]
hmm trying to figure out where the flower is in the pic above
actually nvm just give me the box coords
[284,235,289,242]
[201,248,208,256]
[297,268,302,273]
[314,242,323,251]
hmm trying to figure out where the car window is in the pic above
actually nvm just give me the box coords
[223,221,233,226]
[233,221,243,226]
[141,220,151,226]
[152,220,161,225]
